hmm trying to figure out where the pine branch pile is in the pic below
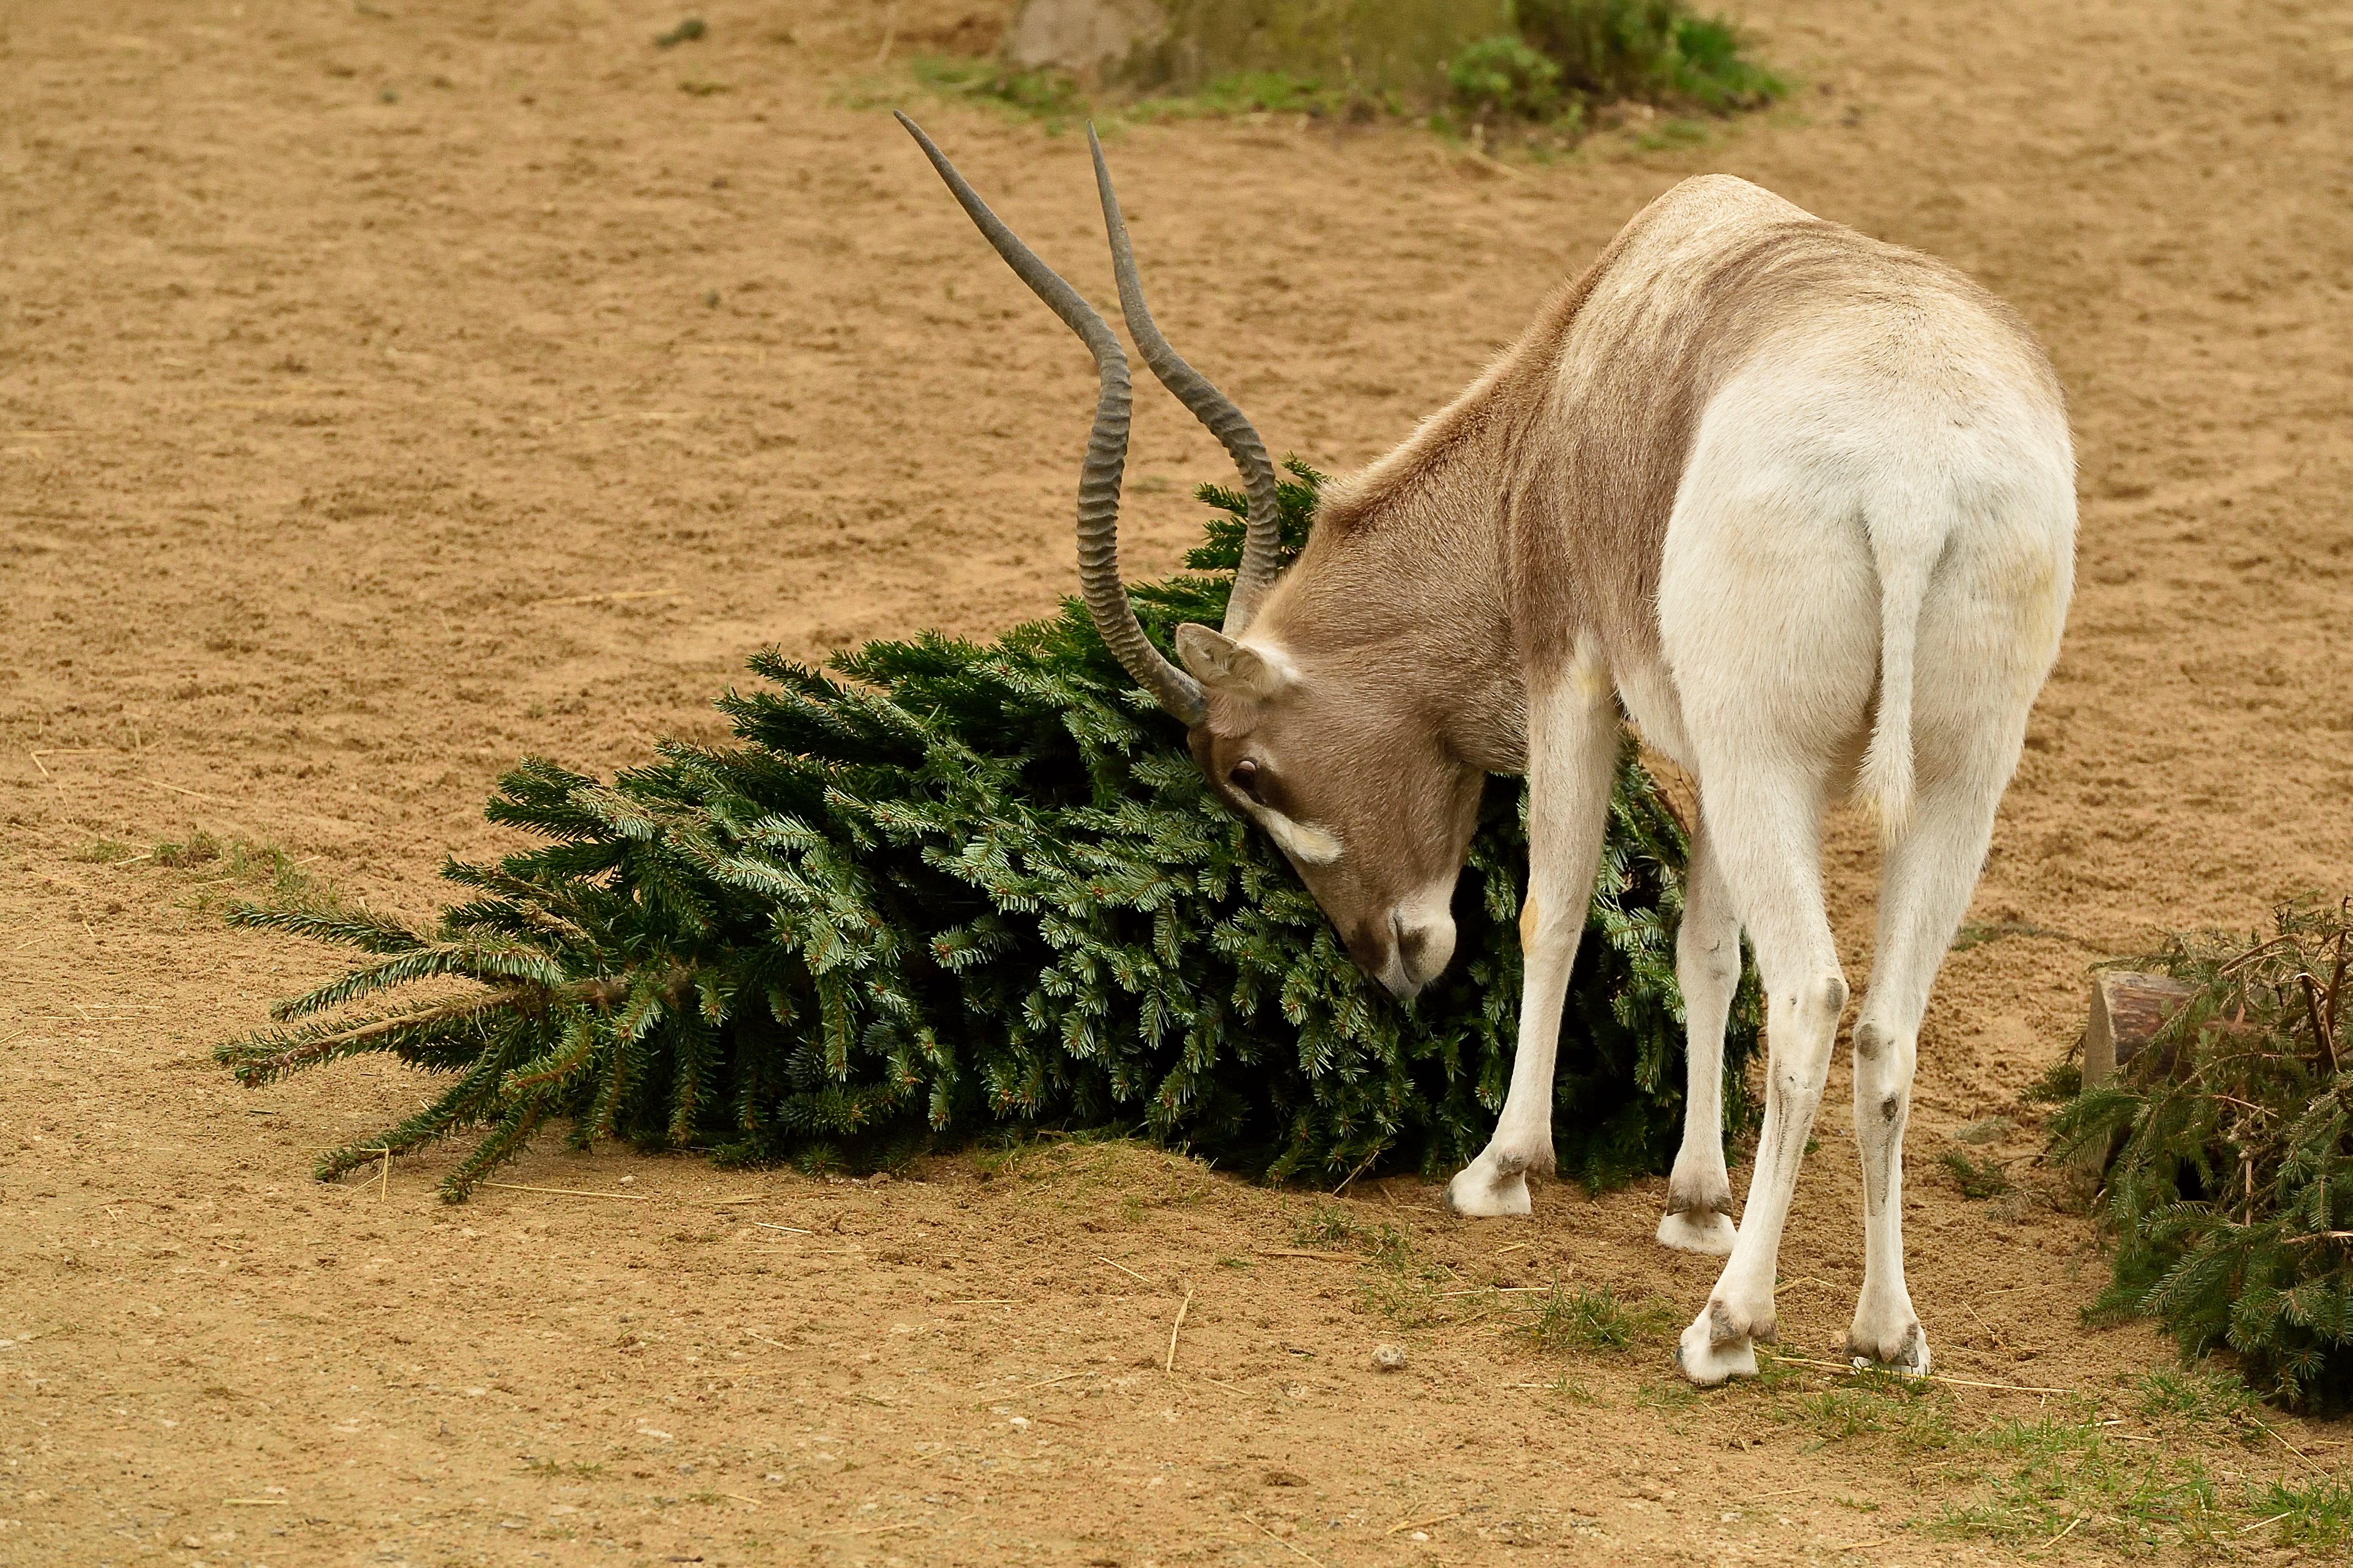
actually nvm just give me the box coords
[2050,900,2353,1410]
[220,465,1758,1200]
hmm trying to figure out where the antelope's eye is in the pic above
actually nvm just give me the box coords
[1228,759,1260,799]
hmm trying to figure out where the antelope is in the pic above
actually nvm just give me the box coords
[898,113,2074,1384]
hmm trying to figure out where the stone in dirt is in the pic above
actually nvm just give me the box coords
[1954,1115,2016,1145]
[1005,0,1169,82]
[1371,1344,1408,1371]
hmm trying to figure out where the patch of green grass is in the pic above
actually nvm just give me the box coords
[1291,1202,1360,1249]
[1791,1376,1958,1454]
[908,56,1085,126]
[2251,1476,2353,1549]
[1721,1348,1810,1397]
[222,840,314,897]
[1365,1221,1415,1271]
[1130,70,1370,122]
[1526,1281,1674,1355]
[150,832,321,913]
[1747,1362,2338,1548]
[1635,1374,1701,1411]
[71,837,137,864]
[1940,1147,2013,1200]
[153,829,222,868]
[2134,1365,2258,1428]
[1631,117,1709,151]
[1951,917,2058,952]
[971,1132,1042,1182]
[523,1458,606,1478]
[909,57,1375,131]
[1354,1222,1450,1328]
[1544,1371,1603,1404]
[1933,1413,2224,1551]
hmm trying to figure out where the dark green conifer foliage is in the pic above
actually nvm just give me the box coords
[2050,901,2353,1410]
[219,465,1759,1200]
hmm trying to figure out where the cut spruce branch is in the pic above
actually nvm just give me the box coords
[219,463,1760,1201]
[2047,898,2353,1412]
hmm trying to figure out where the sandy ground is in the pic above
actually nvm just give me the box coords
[4,1,2351,1564]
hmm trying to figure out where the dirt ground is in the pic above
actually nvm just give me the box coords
[4,1,2351,1564]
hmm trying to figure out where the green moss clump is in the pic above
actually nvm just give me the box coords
[1514,0,1784,114]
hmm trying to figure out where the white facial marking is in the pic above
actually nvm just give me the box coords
[1175,626,1296,701]
[1252,805,1343,865]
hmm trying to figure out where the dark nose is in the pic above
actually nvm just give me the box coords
[1341,919,1391,982]
[1395,923,1439,983]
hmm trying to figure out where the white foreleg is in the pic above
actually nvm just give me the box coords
[1655,822,1741,1256]
[1446,668,1621,1219]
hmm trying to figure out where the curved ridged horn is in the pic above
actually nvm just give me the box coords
[895,112,1206,728]
[1085,127,1285,637]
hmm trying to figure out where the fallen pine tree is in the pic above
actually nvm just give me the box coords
[2049,899,2353,1410]
[219,466,1759,1199]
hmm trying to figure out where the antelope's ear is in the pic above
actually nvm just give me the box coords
[1174,623,1290,701]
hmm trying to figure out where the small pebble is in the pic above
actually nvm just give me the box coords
[1955,1115,2016,1145]
[1371,1344,1408,1372]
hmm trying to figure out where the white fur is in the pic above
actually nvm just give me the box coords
[1175,624,1294,700]
[1454,327,2075,1386]
[1251,805,1344,865]
[1447,663,1619,1220]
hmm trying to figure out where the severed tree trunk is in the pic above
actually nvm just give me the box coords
[2083,970,2198,1089]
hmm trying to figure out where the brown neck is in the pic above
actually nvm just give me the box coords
[1258,395,1536,776]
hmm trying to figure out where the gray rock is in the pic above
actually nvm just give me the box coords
[1005,0,1168,78]
[1371,1344,1408,1371]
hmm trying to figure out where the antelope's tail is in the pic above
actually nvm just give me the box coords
[1857,499,1938,845]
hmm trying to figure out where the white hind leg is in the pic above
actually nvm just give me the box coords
[1846,718,2033,1372]
[1655,488,1875,1377]
[1656,822,1740,1256]
[1672,765,1846,1384]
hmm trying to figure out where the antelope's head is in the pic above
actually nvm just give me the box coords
[901,115,1477,999]
[1174,618,1482,998]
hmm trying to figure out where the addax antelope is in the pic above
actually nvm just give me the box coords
[899,113,2074,1385]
